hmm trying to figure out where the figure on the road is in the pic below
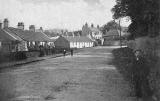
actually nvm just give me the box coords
[63,49,66,56]
[71,49,73,56]
[132,50,153,101]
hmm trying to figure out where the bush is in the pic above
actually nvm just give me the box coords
[112,47,134,82]
[112,47,159,98]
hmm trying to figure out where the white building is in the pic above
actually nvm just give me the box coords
[54,36,94,49]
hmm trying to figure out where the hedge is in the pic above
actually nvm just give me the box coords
[112,47,160,99]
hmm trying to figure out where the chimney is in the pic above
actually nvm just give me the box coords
[91,23,94,28]
[29,25,35,32]
[61,30,64,35]
[0,21,2,29]
[72,32,75,37]
[39,27,43,32]
[85,22,88,27]
[97,25,100,29]
[17,22,24,30]
[3,18,9,28]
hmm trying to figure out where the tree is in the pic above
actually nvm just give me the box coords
[101,20,120,35]
[112,0,160,39]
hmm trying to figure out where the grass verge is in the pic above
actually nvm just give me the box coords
[112,47,160,100]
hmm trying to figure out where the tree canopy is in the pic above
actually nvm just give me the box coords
[101,20,120,35]
[112,0,160,39]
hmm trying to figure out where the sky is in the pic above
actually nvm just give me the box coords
[0,0,130,31]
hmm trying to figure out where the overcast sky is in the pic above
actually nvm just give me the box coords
[0,0,130,31]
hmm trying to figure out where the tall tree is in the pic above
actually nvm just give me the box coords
[112,0,160,39]
[101,20,120,35]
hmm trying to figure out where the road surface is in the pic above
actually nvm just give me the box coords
[0,46,135,101]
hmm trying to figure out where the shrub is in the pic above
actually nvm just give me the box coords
[112,47,159,98]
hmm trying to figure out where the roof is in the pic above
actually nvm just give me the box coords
[0,29,22,41]
[67,32,74,36]
[64,36,93,42]
[74,31,81,36]
[5,27,53,42]
[44,31,58,37]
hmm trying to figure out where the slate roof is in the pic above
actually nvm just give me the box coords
[44,31,58,37]
[4,27,54,42]
[0,29,22,41]
[64,36,93,42]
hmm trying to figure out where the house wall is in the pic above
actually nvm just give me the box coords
[91,32,102,40]
[18,41,28,51]
[80,42,83,48]
[77,42,80,48]
[70,41,94,48]
[0,41,18,53]
[70,42,75,48]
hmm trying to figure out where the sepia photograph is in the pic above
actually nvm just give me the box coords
[0,0,159,101]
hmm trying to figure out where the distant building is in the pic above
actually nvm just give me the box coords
[44,29,68,37]
[82,23,103,45]
[0,19,55,53]
[102,29,120,46]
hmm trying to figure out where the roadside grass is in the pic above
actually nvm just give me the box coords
[112,47,134,83]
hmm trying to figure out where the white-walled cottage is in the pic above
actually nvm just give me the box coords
[54,36,94,49]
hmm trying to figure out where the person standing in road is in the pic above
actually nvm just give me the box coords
[71,49,73,56]
[63,49,66,56]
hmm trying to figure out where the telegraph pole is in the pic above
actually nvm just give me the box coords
[119,19,122,48]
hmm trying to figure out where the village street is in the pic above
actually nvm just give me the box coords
[0,46,135,101]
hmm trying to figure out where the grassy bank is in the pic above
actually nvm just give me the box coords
[112,47,160,100]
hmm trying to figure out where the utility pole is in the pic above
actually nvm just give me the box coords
[119,19,122,48]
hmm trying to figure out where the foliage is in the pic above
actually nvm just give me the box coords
[112,0,160,38]
[112,48,160,98]
[101,20,120,35]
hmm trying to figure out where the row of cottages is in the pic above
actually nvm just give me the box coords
[54,36,94,49]
[0,19,55,53]
[82,23,103,45]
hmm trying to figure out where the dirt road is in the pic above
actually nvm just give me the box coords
[0,46,136,101]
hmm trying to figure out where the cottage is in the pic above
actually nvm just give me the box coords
[102,29,120,46]
[54,36,94,49]
[3,21,55,51]
[0,28,22,53]
[0,19,26,53]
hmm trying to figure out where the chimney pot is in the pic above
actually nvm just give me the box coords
[3,18,9,28]
[0,20,2,29]
[39,27,43,32]
[29,25,35,32]
[97,25,100,29]
[91,24,94,28]
[17,22,24,30]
